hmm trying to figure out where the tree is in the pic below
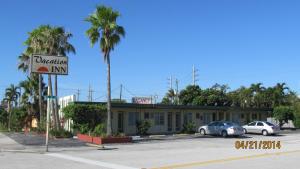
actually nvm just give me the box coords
[23,25,75,129]
[3,84,20,131]
[250,83,266,108]
[85,5,125,136]
[273,106,295,127]
[19,76,45,120]
[161,89,177,104]
[179,85,201,105]
[22,28,47,123]
[273,83,289,107]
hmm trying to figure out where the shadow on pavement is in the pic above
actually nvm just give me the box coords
[4,132,87,148]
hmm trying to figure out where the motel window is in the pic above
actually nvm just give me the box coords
[196,113,200,119]
[252,113,257,120]
[154,112,164,125]
[128,112,137,126]
[150,113,154,119]
[184,112,193,124]
[144,112,150,119]
[241,114,244,119]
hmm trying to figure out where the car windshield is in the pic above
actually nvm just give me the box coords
[265,122,275,126]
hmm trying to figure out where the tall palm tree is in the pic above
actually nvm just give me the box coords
[21,28,46,124]
[23,25,75,129]
[85,5,125,136]
[3,84,20,131]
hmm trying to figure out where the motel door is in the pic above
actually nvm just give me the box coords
[232,113,240,124]
[167,112,173,132]
[203,113,211,125]
[118,113,124,132]
[175,112,181,131]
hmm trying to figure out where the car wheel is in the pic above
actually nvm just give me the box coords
[262,130,268,136]
[200,129,206,135]
[222,131,228,138]
[243,128,247,134]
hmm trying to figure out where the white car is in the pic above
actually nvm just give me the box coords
[243,121,280,136]
[198,121,244,137]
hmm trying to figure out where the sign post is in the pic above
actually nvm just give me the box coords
[30,54,68,152]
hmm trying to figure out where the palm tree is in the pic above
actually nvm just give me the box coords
[250,83,266,108]
[3,84,20,131]
[23,25,75,129]
[40,26,76,129]
[21,28,46,124]
[273,83,289,106]
[85,5,125,136]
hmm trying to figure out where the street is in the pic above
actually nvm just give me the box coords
[1,131,300,169]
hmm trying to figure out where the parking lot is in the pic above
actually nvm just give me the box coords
[1,131,300,169]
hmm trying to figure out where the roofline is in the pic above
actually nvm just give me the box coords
[73,101,272,112]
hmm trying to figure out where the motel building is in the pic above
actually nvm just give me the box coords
[63,100,272,135]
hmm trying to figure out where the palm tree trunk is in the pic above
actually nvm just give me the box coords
[7,102,11,131]
[54,75,60,130]
[106,56,112,136]
[39,74,43,123]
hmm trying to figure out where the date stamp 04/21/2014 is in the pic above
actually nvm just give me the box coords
[235,140,282,149]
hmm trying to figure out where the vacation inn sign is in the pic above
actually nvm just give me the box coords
[30,54,68,75]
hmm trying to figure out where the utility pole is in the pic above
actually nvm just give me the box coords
[87,84,94,102]
[175,79,179,104]
[119,84,123,102]
[192,65,198,86]
[89,85,94,102]
[88,85,90,101]
[76,89,80,101]
[168,76,173,90]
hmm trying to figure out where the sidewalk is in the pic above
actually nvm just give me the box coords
[0,132,25,151]
[0,132,97,153]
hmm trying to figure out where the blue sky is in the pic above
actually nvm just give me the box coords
[1,0,300,102]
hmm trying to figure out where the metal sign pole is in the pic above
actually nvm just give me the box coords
[45,85,50,152]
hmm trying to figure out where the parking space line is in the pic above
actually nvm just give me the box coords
[150,150,300,169]
[46,153,139,169]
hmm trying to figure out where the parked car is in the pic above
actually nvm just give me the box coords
[242,121,280,136]
[198,121,244,137]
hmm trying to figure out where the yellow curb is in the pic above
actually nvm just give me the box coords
[150,150,300,169]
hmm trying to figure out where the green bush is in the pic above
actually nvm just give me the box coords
[182,122,196,134]
[62,104,106,132]
[0,107,8,129]
[0,123,8,132]
[273,106,295,127]
[292,102,300,128]
[10,107,28,131]
[92,123,106,137]
[136,120,151,135]
[50,129,73,138]
[78,123,90,134]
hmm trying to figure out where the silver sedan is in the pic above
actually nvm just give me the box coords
[242,121,280,136]
[198,121,244,137]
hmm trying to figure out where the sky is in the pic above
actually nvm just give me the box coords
[1,0,300,102]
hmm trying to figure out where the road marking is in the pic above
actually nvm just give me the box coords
[46,153,139,169]
[150,150,300,169]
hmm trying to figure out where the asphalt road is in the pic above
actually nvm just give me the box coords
[1,131,300,169]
